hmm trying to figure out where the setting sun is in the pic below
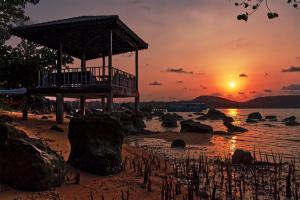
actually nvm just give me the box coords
[229,81,236,89]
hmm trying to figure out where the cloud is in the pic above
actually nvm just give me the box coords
[264,89,272,93]
[238,92,245,95]
[282,84,300,90]
[264,73,269,76]
[296,57,300,60]
[282,66,300,72]
[196,72,205,76]
[250,91,257,94]
[239,73,248,77]
[176,81,183,84]
[211,92,223,97]
[149,81,162,86]
[166,68,193,74]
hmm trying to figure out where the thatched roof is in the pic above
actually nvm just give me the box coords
[11,15,148,60]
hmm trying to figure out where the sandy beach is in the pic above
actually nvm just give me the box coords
[0,111,195,200]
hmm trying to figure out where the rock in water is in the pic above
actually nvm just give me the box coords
[196,108,228,121]
[171,139,186,148]
[180,120,213,133]
[285,120,300,126]
[0,123,65,191]
[265,115,277,121]
[161,113,178,127]
[223,120,248,133]
[247,112,263,121]
[68,115,124,175]
[282,116,296,122]
[232,149,253,165]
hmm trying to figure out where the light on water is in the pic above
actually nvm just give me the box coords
[135,109,300,160]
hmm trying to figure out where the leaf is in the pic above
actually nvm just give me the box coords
[237,14,248,21]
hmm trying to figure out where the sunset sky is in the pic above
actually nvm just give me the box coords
[22,0,300,102]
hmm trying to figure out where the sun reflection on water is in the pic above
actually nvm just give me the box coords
[229,136,237,156]
[227,108,238,117]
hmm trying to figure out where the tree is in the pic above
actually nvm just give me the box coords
[0,0,73,88]
[232,0,300,21]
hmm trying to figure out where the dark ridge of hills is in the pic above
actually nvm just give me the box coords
[192,95,300,108]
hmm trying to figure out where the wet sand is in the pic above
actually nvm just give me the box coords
[0,111,203,200]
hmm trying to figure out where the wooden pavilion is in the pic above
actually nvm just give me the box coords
[11,15,148,124]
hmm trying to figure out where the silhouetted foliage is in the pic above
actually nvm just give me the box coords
[0,0,73,88]
[233,0,300,21]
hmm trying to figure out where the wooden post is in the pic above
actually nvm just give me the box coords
[102,56,106,79]
[134,49,140,111]
[80,96,86,116]
[101,97,105,111]
[107,29,113,112]
[56,93,64,124]
[57,40,63,86]
[56,39,64,124]
[79,46,86,116]
[107,93,113,113]
[108,30,113,85]
[22,95,29,120]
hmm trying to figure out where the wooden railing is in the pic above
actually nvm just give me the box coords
[38,66,136,90]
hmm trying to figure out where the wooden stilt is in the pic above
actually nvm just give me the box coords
[101,97,105,112]
[22,95,29,120]
[56,93,64,124]
[134,49,140,111]
[107,93,113,113]
[80,96,86,115]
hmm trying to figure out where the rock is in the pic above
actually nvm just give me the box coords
[50,125,64,132]
[285,120,300,126]
[193,112,204,116]
[171,139,186,148]
[213,131,230,135]
[188,114,193,117]
[265,115,277,121]
[247,112,263,120]
[112,111,145,135]
[68,115,124,175]
[224,116,234,123]
[223,120,248,133]
[282,116,296,122]
[161,113,178,127]
[41,116,48,120]
[180,120,213,134]
[197,108,227,120]
[264,123,277,127]
[172,113,183,120]
[0,114,13,124]
[246,118,258,123]
[232,149,253,165]
[0,123,65,191]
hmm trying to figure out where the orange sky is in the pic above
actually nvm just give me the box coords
[23,0,300,101]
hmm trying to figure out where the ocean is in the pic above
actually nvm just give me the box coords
[131,109,300,161]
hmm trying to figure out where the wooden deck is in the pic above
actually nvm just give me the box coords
[29,66,138,98]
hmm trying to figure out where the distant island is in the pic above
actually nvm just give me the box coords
[191,95,300,108]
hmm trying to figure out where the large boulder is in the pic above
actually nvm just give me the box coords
[247,112,263,121]
[0,114,13,124]
[180,120,213,133]
[161,113,178,127]
[285,120,300,126]
[68,115,124,175]
[232,149,253,165]
[196,108,228,121]
[223,120,248,133]
[0,123,65,191]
